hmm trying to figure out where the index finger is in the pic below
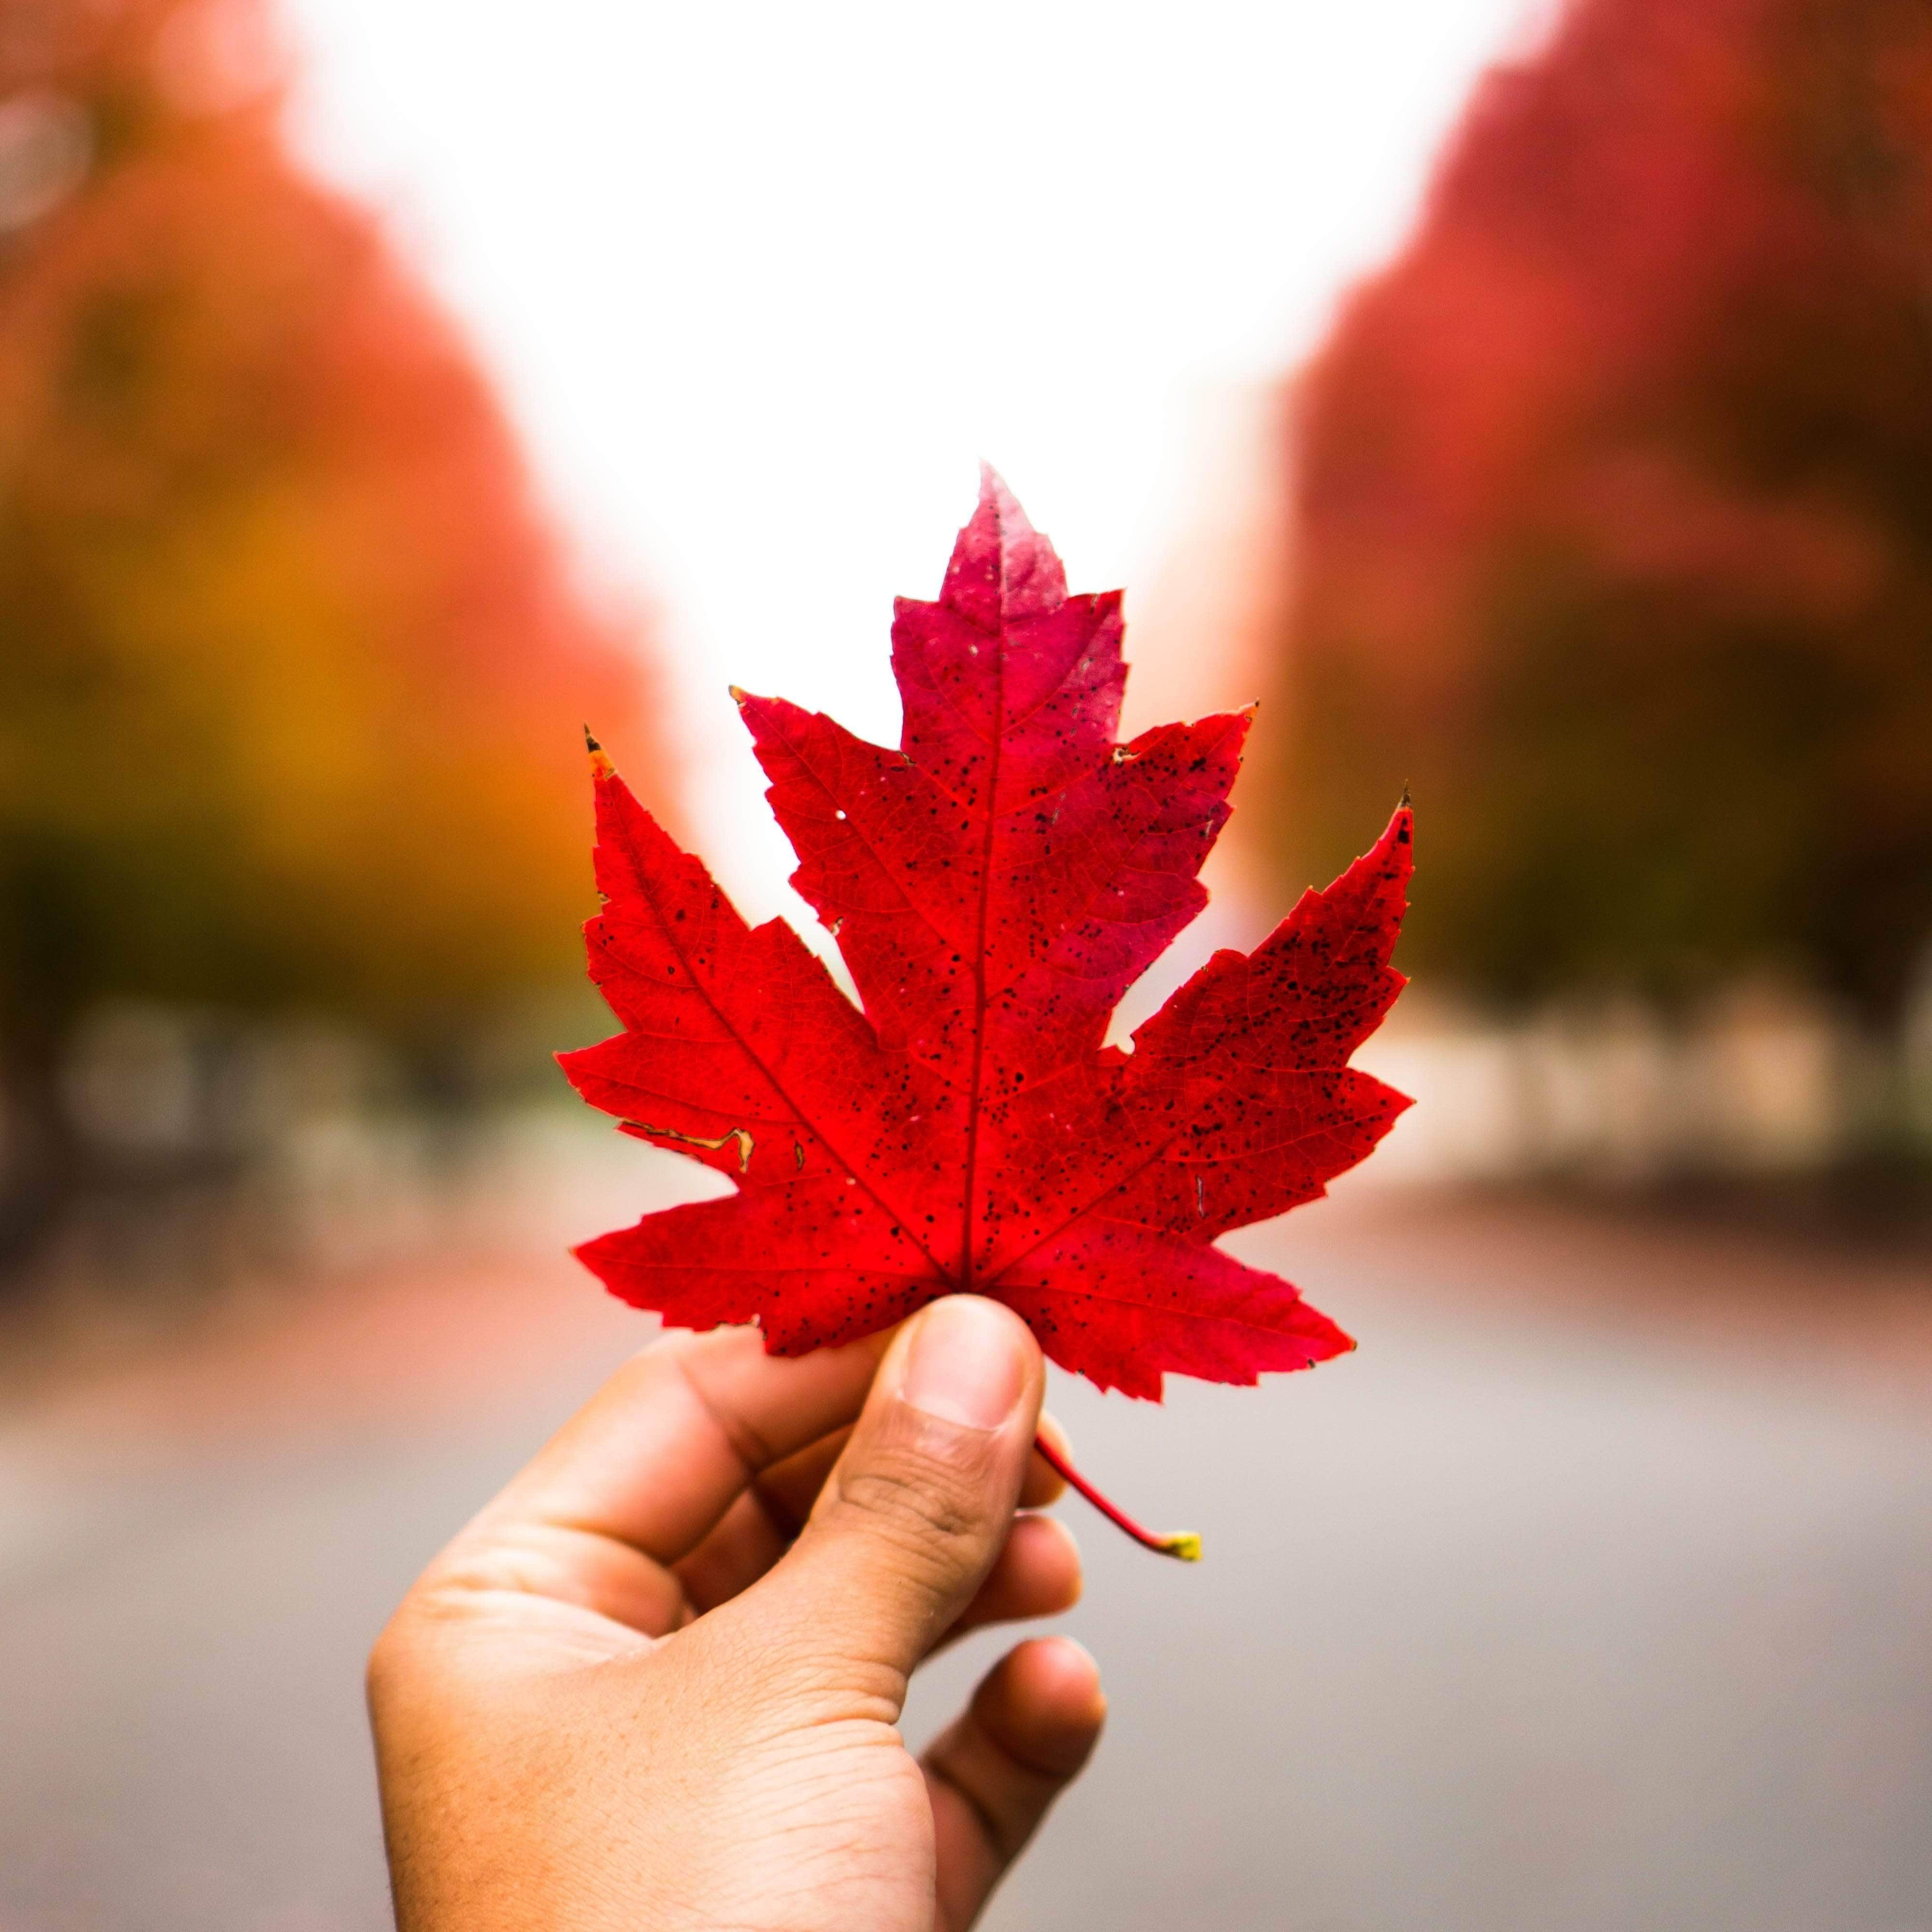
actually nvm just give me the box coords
[477,1322,893,1567]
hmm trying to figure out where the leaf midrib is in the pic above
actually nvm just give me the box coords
[955,567,1009,1292]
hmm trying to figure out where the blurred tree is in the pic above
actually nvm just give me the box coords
[1266,0,1932,1040]
[0,0,670,1256]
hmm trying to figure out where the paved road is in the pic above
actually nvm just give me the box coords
[3,1179,1931,1932]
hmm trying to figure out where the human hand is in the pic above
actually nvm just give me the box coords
[367,1295,1103,1931]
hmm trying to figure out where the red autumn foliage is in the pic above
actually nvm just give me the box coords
[1268,0,1932,1027]
[564,475,1411,1399]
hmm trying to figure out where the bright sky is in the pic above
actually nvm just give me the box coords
[279,0,1533,914]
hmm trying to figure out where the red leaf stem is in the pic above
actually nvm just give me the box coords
[1033,1431,1201,1563]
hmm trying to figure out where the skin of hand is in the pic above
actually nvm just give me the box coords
[367,1293,1104,1932]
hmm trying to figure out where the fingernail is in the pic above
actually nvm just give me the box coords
[902,1296,1026,1430]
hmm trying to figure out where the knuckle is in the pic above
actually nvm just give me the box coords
[831,1442,995,1573]
[363,1578,473,1717]
[838,1462,972,1540]
[363,1613,414,1714]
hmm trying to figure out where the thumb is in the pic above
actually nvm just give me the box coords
[750,1295,1043,1694]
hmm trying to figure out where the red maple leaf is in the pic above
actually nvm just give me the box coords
[563,472,1411,1444]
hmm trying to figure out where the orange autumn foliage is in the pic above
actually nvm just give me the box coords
[0,0,668,1085]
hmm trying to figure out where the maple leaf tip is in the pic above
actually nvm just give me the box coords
[1399,783,1413,810]
[728,684,748,706]
[973,459,1026,524]
[583,726,614,781]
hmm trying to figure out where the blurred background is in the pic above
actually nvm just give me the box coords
[2,0,1929,1927]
